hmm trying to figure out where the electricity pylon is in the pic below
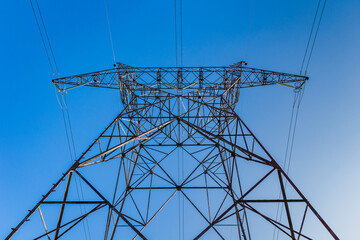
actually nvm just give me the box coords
[6,62,338,239]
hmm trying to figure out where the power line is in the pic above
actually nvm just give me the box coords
[29,0,55,77]
[104,0,116,65]
[300,0,328,75]
[305,0,327,74]
[273,0,327,238]
[273,88,304,240]
[174,0,184,67]
[34,0,59,76]
[29,1,91,238]
[245,0,254,60]
[60,93,92,240]
[174,0,178,67]
[300,0,321,75]
[180,0,183,67]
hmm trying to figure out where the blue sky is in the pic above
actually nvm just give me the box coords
[1,0,359,239]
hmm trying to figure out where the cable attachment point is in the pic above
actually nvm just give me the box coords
[54,83,66,94]
[54,82,90,95]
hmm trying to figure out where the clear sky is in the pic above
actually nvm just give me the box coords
[0,0,359,239]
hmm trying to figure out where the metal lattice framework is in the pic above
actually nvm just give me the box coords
[6,62,338,240]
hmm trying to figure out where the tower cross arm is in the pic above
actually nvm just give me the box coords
[52,62,308,91]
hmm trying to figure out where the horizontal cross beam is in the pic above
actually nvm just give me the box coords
[52,62,308,91]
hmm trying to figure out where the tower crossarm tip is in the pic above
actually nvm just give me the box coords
[235,67,308,89]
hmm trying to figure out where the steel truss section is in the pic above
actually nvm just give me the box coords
[6,62,338,240]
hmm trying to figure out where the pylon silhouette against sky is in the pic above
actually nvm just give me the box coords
[6,62,338,239]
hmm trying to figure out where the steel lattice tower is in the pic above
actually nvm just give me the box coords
[6,62,338,239]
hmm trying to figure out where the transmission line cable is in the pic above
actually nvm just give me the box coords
[104,0,116,65]
[62,95,77,158]
[305,0,327,74]
[300,0,321,75]
[245,0,254,60]
[29,1,91,238]
[286,89,305,177]
[174,0,178,67]
[60,93,92,240]
[180,0,183,67]
[29,0,55,77]
[55,92,91,240]
[34,0,60,76]
[273,0,327,238]
[103,0,123,112]
[272,89,303,240]
[300,0,327,75]
[56,91,75,162]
